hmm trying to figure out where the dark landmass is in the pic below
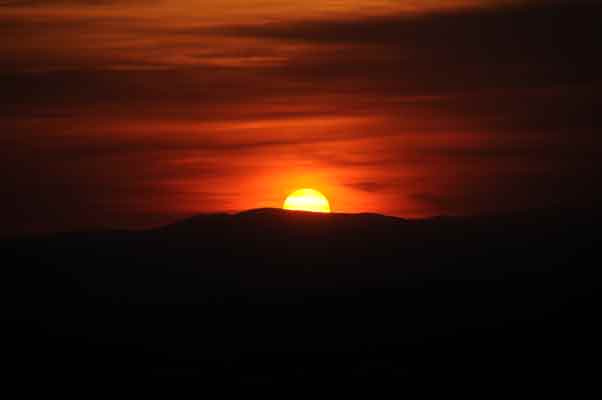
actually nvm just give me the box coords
[2,208,601,383]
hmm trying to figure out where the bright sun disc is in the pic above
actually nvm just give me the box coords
[283,188,331,213]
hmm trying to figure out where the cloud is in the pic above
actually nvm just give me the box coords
[228,1,601,90]
[1,0,601,233]
[347,182,400,193]
[0,0,157,6]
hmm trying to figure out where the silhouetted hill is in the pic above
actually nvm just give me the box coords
[2,209,601,384]
[157,208,405,236]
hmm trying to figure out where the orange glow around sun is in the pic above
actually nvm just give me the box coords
[283,188,331,213]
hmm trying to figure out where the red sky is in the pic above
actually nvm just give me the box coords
[1,0,601,234]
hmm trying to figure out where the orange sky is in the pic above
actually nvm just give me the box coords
[1,0,601,234]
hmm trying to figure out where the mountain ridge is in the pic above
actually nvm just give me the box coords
[2,206,601,381]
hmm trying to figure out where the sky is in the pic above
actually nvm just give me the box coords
[1,0,601,234]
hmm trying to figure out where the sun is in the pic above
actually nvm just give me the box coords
[283,188,331,213]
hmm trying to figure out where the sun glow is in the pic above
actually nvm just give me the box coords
[283,188,331,213]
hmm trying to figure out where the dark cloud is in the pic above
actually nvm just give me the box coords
[242,1,601,91]
[228,1,600,44]
[347,182,399,193]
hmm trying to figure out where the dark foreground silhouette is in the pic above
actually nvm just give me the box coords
[2,208,601,383]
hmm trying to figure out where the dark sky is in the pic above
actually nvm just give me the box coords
[1,0,601,235]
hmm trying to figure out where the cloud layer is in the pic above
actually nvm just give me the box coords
[1,0,601,234]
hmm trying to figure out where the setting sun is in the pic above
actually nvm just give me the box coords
[283,188,331,213]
